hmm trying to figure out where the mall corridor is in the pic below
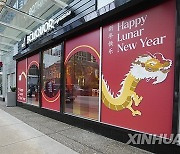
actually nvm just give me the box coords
[0,101,151,154]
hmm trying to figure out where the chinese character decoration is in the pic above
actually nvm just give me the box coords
[108,25,114,54]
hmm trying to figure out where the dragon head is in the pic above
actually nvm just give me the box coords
[131,53,172,84]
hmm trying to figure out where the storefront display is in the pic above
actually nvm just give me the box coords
[27,54,40,106]
[15,0,179,152]
[101,0,175,135]
[41,44,62,111]
[65,30,100,120]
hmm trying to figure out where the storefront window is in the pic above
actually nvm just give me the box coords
[27,65,39,106]
[27,54,40,106]
[65,51,99,120]
[41,45,62,111]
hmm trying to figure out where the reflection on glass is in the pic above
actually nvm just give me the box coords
[27,65,39,106]
[65,51,99,120]
[42,45,61,98]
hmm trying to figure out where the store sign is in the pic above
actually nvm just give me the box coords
[27,19,55,44]
[22,10,72,48]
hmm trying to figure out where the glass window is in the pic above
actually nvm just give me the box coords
[27,54,40,106]
[65,51,99,120]
[41,44,62,111]
[27,65,39,106]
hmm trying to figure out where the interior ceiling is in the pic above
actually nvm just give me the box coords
[0,0,71,55]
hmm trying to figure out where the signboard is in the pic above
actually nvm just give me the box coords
[101,0,175,136]
[22,10,72,48]
[17,59,27,103]
[26,11,72,45]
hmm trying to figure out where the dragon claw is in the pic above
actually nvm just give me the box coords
[132,110,141,116]
[134,96,143,106]
[139,96,143,101]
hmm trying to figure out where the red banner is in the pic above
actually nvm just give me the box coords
[101,0,175,135]
[41,90,60,111]
[17,59,27,103]
[65,30,100,63]
[27,54,39,70]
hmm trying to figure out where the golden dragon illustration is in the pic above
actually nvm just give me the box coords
[102,53,172,116]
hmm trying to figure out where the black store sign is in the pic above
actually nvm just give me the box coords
[19,0,97,53]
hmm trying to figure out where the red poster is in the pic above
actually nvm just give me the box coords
[42,91,60,111]
[65,30,100,64]
[28,54,39,70]
[101,0,175,136]
[17,59,27,103]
